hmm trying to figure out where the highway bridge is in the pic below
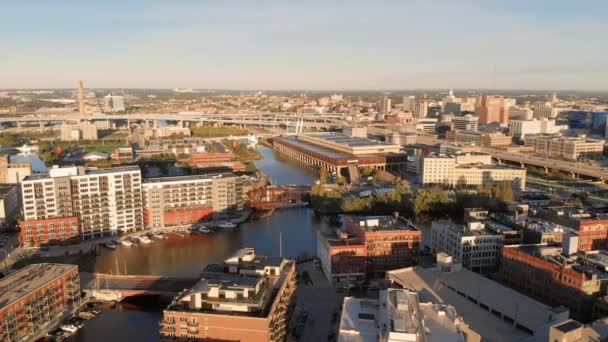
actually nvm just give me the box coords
[416,135,608,181]
[0,112,347,131]
[80,272,199,301]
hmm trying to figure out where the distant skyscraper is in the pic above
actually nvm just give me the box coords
[475,95,508,126]
[380,96,392,114]
[78,80,85,115]
[403,95,415,112]
[103,94,126,113]
[413,99,429,118]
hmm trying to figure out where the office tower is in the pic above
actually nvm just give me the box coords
[403,95,415,111]
[475,95,507,126]
[78,80,85,115]
[380,96,392,114]
[413,99,429,118]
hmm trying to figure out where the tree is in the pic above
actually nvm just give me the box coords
[413,187,453,221]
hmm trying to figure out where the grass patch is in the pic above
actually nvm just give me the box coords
[191,126,249,138]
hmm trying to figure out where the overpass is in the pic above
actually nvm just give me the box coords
[0,112,347,131]
[416,135,608,181]
[80,272,199,301]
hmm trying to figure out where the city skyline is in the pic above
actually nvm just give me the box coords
[2,1,608,90]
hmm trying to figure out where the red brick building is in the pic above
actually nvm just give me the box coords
[537,206,608,252]
[144,205,213,228]
[500,244,602,322]
[317,231,367,283]
[0,263,81,341]
[19,217,80,248]
[346,215,422,275]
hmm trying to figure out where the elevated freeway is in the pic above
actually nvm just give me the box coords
[0,112,347,131]
[416,135,608,181]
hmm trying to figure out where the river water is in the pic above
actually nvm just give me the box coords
[71,145,322,342]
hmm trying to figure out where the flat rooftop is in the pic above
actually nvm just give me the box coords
[387,265,568,342]
[143,172,236,184]
[507,245,606,278]
[349,216,420,233]
[275,135,361,161]
[0,263,77,310]
[306,132,396,148]
[338,297,380,342]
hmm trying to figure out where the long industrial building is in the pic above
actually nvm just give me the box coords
[0,263,81,342]
[142,173,243,229]
[274,133,406,178]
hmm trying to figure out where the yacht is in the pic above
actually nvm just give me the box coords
[60,324,79,333]
[137,235,152,244]
[120,239,133,247]
[198,227,212,234]
[217,221,237,230]
[152,232,165,240]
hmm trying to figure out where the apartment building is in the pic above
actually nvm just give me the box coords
[525,134,604,160]
[0,263,81,342]
[500,242,603,322]
[431,220,504,273]
[160,248,296,342]
[421,153,526,190]
[143,173,243,229]
[20,165,143,244]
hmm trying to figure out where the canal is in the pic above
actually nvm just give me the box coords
[70,145,324,341]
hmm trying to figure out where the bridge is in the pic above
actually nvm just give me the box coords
[416,135,608,181]
[246,185,310,210]
[0,112,348,131]
[80,272,199,301]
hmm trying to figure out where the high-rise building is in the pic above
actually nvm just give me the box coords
[103,94,126,113]
[533,102,559,119]
[0,263,82,342]
[20,166,143,244]
[451,114,478,131]
[402,95,415,112]
[413,99,429,118]
[160,248,296,342]
[475,95,508,126]
[78,80,85,115]
[142,173,243,230]
[380,96,392,114]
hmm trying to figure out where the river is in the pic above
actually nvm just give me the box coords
[70,145,323,342]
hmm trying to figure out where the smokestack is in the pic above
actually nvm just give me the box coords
[78,80,85,115]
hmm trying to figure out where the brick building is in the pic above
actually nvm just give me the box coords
[500,243,603,322]
[160,248,296,342]
[317,229,367,283]
[0,263,81,342]
[537,206,608,252]
[19,217,80,248]
[346,216,421,275]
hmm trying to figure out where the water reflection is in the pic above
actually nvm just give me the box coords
[254,146,317,185]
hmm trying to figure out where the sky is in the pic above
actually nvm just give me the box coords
[1,0,607,90]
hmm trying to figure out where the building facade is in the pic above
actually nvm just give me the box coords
[143,173,243,230]
[524,134,604,160]
[160,249,296,342]
[0,263,81,342]
[431,220,504,273]
[451,114,479,131]
[20,166,143,242]
[475,95,508,126]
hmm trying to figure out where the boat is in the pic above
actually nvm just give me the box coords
[198,227,212,234]
[60,324,79,333]
[137,235,152,244]
[104,241,117,250]
[152,232,165,240]
[120,239,133,247]
[218,221,237,230]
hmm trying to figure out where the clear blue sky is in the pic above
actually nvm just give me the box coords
[2,0,607,90]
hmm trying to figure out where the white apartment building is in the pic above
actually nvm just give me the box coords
[451,114,478,131]
[21,165,143,239]
[142,173,243,229]
[431,220,504,273]
[509,119,567,140]
[508,107,534,121]
[421,153,526,190]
